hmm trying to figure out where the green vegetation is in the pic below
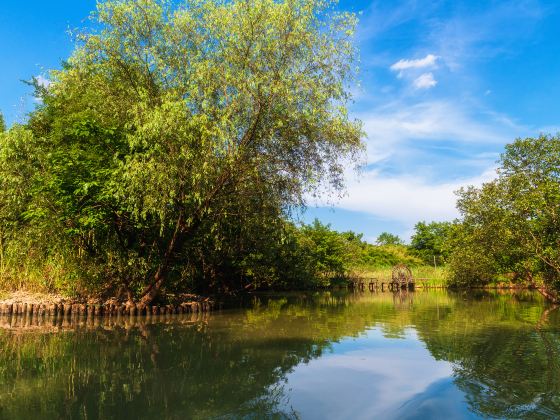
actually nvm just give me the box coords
[410,221,452,266]
[231,219,437,290]
[357,266,447,287]
[375,232,404,246]
[0,0,362,303]
[0,1,557,302]
[272,220,440,286]
[446,135,560,297]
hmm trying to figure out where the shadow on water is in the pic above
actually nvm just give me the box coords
[0,290,559,419]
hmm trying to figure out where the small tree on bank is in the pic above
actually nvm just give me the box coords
[375,232,403,246]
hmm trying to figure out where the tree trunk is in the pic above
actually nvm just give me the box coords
[530,281,560,304]
[136,162,238,307]
[537,287,560,304]
[138,268,166,308]
[138,212,185,308]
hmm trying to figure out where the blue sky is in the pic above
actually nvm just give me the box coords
[2,0,559,242]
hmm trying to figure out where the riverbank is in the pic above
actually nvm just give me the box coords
[1,278,557,318]
[0,290,214,317]
[353,266,448,288]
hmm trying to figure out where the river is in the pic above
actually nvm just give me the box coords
[0,290,558,419]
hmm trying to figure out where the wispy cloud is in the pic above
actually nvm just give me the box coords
[390,54,439,72]
[413,72,437,89]
[309,166,498,236]
[310,99,530,226]
[427,1,545,70]
[334,168,497,224]
[358,100,525,163]
[356,0,441,43]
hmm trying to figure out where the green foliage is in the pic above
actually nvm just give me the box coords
[357,244,423,268]
[375,232,403,246]
[0,113,5,132]
[357,266,447,286]
[0,0,363,300]
[448,135,560,290]
[237,220,429,290]
[243,220,361,290]
[410,221,452,265]
[298,220,357,283]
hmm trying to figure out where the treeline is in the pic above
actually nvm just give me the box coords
[290,134,560,297]
[236,219,446,290]
[1,0,558,302]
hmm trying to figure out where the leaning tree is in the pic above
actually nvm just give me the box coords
[0,0,363,304]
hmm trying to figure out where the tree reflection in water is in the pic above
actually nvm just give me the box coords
[0,291,558,419]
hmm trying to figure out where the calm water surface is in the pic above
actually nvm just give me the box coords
[0,290,559,419]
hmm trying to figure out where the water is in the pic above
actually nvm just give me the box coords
[0,290,559,419]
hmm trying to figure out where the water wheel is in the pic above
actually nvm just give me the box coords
[391,264,413,288]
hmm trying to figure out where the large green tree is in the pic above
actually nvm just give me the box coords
[448,135,560,298]
[0,0,362,304]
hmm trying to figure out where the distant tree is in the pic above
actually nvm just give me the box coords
[0,113,5,132]
[376,232,403,246]
[410,221,452,265]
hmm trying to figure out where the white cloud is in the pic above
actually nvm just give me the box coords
[389,55,440,88]
[335,168,496,224]
[309,165,498,230]
[390,54,439,72]
[308,100,528,228]
[413,72,437,89]
[357,100,523,165]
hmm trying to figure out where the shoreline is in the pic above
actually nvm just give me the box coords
[0,290,214,317]
[0,286,555,332]
[0,284,548,319]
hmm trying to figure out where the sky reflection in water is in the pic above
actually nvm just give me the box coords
[282,328,476,420]
[0,290,558,419]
